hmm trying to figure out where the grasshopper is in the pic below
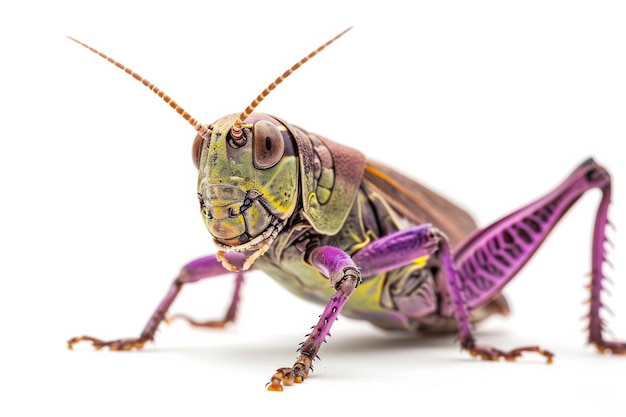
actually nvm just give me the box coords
[67,29,625,391]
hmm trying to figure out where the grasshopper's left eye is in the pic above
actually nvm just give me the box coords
[253,121,285,169]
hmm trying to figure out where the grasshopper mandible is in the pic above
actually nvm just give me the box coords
[67,29,625,391]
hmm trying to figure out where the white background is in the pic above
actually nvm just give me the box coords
[2,1,626,415]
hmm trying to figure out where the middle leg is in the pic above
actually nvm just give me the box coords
[353,224,554,362]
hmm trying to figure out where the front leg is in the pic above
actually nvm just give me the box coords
[68,252,248,350]
[267,246,360,391]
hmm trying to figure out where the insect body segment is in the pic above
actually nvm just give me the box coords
[67,30,626,392]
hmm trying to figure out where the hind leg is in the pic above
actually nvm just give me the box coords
[449,158,625,354]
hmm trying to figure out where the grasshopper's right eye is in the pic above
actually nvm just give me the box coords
[192,127,212,169]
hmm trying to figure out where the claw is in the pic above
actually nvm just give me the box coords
[266,382,283,392]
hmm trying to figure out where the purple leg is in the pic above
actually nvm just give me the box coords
[267,246,361,391]
[587,181,625,353]
[352,224,440,277]
[67,252,247,350]
[167,271,244,329]
[351,224,551,361]
[268,226,449,391]
[451,158,625,355]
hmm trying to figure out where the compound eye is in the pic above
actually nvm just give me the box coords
[253,120,284,169]
[192,127,212,169]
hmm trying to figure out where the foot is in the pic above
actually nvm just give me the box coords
[594,340,626,354]
[266,355,312,391]
[67,335,148,351]
[266,368,307,392]
[468,344,554,364]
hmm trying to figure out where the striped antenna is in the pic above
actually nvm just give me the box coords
[230,27,352,141]
[66,36,210,139]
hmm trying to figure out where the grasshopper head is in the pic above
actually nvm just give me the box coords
[193,113,298,259]
[68,28,351,271]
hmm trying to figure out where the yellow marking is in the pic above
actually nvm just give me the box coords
[413,255,429,268]
[365,164,402,190]
[348,273,386,312]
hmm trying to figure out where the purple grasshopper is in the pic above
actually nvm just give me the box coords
[67,29,625,391]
